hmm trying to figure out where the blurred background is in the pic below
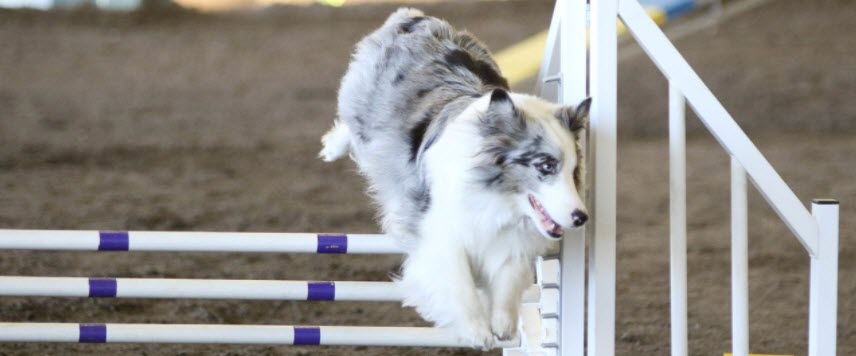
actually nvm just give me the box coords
[0,0,853,355]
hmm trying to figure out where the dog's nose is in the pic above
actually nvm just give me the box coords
[571,210,588,227]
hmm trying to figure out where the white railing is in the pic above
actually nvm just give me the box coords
[532,1,840,356]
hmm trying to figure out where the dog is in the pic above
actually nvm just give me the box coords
[320,8,591,348]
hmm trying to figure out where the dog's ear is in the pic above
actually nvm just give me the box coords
[482,89,525,132]
[488,88,514,112]
[556,97,591,133]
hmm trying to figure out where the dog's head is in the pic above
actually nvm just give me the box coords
[475,89,591,240]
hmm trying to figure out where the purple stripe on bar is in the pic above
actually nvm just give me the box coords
[98,231,129,251]
[79,324,107,343]
[293,326,321,345]
[316,234,347,254]
[88,278,117,297]
[307,282,335,301]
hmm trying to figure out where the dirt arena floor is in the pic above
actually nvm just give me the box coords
[0,0,853,355]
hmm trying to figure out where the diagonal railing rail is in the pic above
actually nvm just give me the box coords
[616,1,840,356]
[619,0,819,255]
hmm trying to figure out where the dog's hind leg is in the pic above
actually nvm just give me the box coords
[319,120,352,162]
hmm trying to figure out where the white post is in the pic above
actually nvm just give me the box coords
[669,85,688,356]
[809,199,839,356]
[588,0,617,355]
[555,0,589,355]
[731,158,749,356]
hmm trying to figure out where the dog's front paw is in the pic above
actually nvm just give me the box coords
[490,309,519,341]
[457,315,495,350]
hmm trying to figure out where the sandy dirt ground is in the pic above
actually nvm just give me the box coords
[0,0,854,355]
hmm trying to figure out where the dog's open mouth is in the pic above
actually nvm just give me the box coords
[528,194,564,238]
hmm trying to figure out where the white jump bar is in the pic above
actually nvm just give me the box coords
[0,230,403,254]
[0,277,400,301]
[0,322,518,348]
[0,276,541,303]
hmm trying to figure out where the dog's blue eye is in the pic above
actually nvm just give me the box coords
[536,159,558,175]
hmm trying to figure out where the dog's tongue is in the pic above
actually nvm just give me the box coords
[541,216,563,237]
[547,222,564,237]
[530,195,564,238]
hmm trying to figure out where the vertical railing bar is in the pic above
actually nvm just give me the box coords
[557,1,588,355]
[731,158,749,356]
[588,0,618,355]
[669,85,688,356]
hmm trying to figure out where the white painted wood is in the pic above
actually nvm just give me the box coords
[731,159,749,356]
[537,258,561,288]
[669,85,688,356]
[520,303,546,353]
[588,0,618,355]
[541,318,560,347]
[617,0,819,255]
[535,0,563,96]
[543,2,589,355]
[560,0,588,105]
[540,288,561,318]
[558,232,585,356]
[809,200,839,356]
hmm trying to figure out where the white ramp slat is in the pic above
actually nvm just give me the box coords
[617,0,818,255]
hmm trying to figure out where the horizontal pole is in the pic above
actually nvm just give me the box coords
[0,276,541,304]
[0,230,402,254]
[0,277,397,302]
[0,322,518,348]
[618,0,819,255]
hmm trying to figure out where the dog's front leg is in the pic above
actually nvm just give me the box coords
[439,248,494,349]
[488,258,533,341]
[401,239,495,349]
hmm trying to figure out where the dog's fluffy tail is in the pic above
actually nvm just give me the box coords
[319,120,352,162]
